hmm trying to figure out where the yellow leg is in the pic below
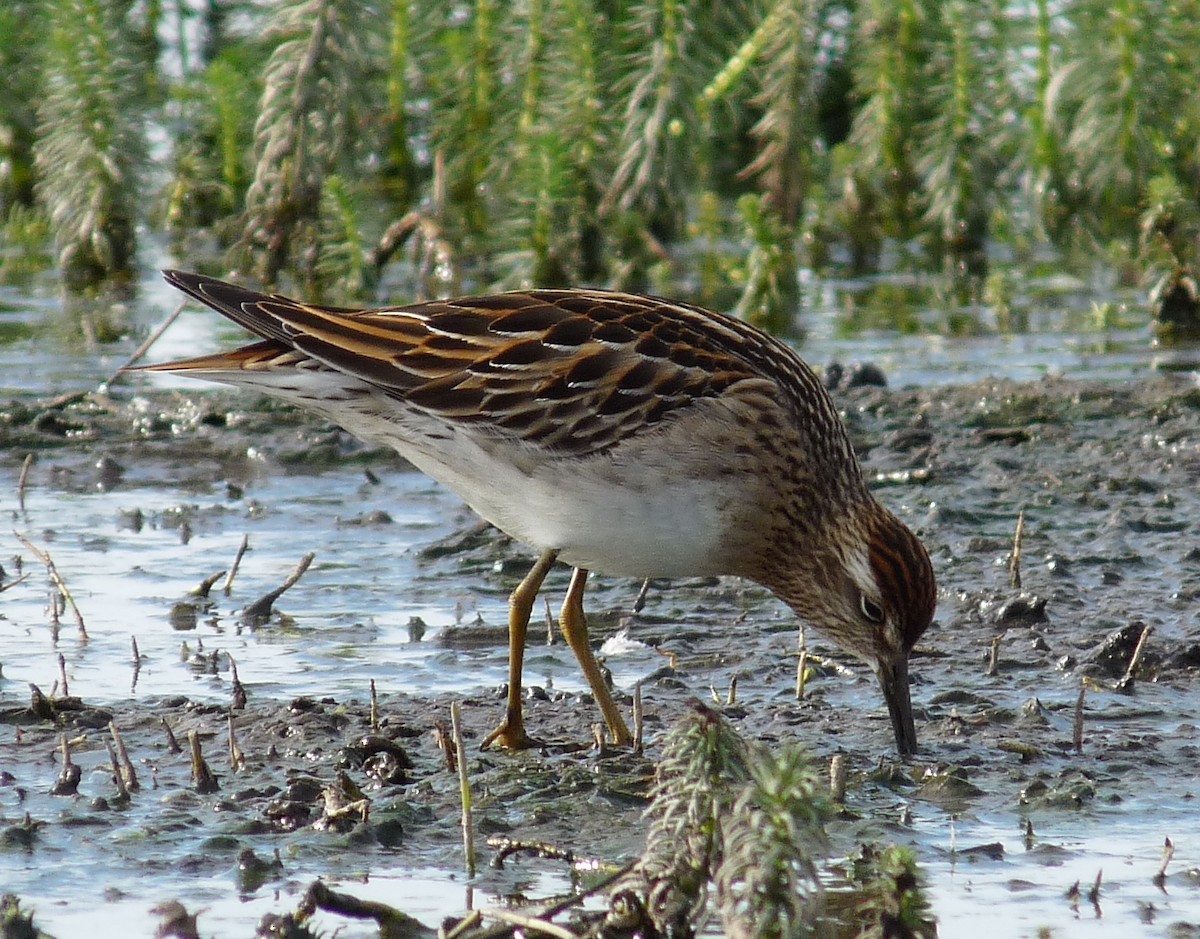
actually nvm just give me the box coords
[559,568,634,747]
[481,549,559,750]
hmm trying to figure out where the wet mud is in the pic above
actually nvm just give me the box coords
[3,374,1200,936]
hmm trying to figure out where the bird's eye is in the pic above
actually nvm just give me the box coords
[860,595,885,624]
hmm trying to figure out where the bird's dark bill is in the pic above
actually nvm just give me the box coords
[878,656,918,756]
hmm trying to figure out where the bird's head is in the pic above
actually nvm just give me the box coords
[766,502,936,755]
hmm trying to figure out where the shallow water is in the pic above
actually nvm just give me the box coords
[3,277,1200,938]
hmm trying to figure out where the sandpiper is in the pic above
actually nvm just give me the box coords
[138,271,936,754]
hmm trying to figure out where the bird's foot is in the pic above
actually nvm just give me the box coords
[480,716,540,751]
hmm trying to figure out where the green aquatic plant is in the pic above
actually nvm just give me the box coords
[1053,0,1178,245]
[733,192,800,334]
[423,0,501,241]
[625,702,753,933]
[492,0,608,286]
[1140,172,1200,341]
[34,0,147,290]
[715,745,828,939]
[850,844,936,939]
[916,0,1002,283]
[380,0,417,210]
[317,174,369,298]
[0,1,43,219]
[1022,0,1074,242]
[240,0,384,289]
[15,0,1200,323]
[600,0,734,242]
[165,45,261,241]
[737,0,817,231]
[0,204,53,282]
[616,703,832,937]
[843,0,929,244]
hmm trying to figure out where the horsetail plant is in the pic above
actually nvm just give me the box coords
[34,0,146,289]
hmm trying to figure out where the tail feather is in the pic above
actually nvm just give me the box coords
[130,339,294,373]
[162,270,298,346]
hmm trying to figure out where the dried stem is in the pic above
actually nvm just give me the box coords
[450,702,475,876]
[228,712,245,770]
[226,654,247,710]
[482,910,576,939]
[1008,510,1025,589]
[106,740,130,801]
[189,729,220,794]
[162,717,183,755]
[109,721,140,792]
[633,681,644,755]
[796,647,809,700]
[830,753,848,803]
[986,634,1003,677]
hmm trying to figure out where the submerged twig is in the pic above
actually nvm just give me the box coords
[242,552,315,623]
[223,534,250,596]
[1116,623,1153,692]
[451,702,475,876]
[228,712,245,771]
[1073,684,1086,753]
[0,571,31,593]
[633,681,644,755]
[370,679,379,732]
[193,570,226,599]
[58,653,70,698]
[488,836,577,869]
[107,299,187,387]
[1154,837,1174,889]
[297,880,432,936]
[15,532,88,640]
[633,578,651,614]
[17,453,34,512]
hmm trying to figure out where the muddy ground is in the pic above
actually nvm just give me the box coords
[3,374,1200,936]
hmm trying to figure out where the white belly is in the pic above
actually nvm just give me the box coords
[203,371,749,577]
[405,436,733,576]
